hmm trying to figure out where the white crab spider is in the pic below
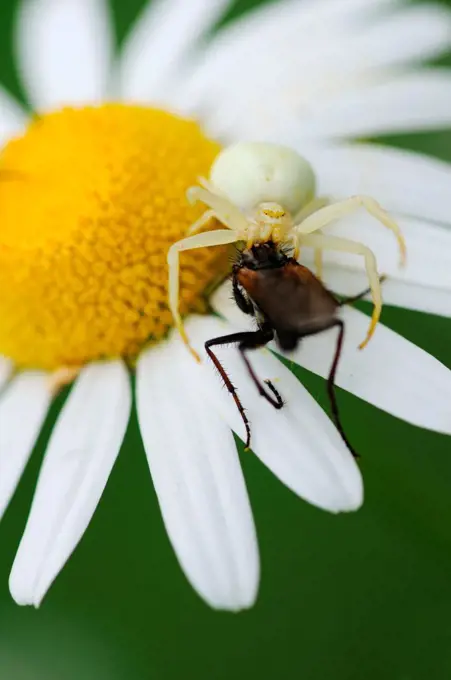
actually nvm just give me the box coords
[168,142,406,362]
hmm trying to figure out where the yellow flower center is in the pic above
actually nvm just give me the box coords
[0,105,229,370]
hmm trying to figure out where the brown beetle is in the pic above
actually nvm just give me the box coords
[205,241,377,457]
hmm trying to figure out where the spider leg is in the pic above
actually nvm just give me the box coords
[186,209,217,236]
[167,229,239,361]
[293,196,331,224]
[294,194,406,266]
[294,231,381,350]
[294,196,331,272]
[186,185,248,234]
[314,243,324,280]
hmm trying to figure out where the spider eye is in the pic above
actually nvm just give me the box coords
[262,208,285,218]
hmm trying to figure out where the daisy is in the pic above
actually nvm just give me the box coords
[1,0,451,612]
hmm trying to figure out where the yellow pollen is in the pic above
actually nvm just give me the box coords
[0,105,229,370]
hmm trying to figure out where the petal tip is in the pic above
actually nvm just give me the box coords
[336,482,364,514]
[208,592,258,613]
[9,565,49,608]
[9,573,31,607]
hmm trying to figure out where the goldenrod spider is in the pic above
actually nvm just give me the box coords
[168,142,406,361]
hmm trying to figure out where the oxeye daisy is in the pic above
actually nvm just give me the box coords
[1,0,451,612]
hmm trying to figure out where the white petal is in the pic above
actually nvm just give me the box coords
[117,0,231,105]
[316,265,451,318]
[185,0,451,140]
[186,316,363,514]
[15,0,113,111]
[0,88,27,145]
[307,143,451,227]
[297,213,451,316]
[213,0,398,52]
[212,286,451,436]
[345,3,451,68]
[136,336,259,611]
[0,356,13,389]
[0,372,51,521]
[280,71,451,143]
[288,307,451,435]
[181,0,399,109]
[9,360,131,607]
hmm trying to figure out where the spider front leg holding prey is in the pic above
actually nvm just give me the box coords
[167,142,406,453]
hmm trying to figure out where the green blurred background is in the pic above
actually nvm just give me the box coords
[1,0,451,678]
